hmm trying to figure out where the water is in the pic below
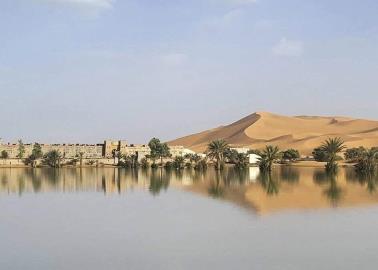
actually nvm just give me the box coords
[1,167,378,270]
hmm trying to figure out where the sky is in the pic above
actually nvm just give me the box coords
[0,0,378,144]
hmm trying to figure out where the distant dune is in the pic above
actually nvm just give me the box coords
[168,112,378,155]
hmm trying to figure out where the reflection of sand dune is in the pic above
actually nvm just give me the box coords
[245,168,378,214]
[2,168,378,215]
[168,111,378,154]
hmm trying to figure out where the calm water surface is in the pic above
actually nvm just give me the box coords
[1,167,378,270]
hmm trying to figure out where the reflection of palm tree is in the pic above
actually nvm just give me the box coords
[358,172,377,194]
[149,169,170,196]
[208,171,224,198]
[102,175,106,194]
[259,172,279,196]
[17,175,25,196]
[316,170,343,206]
[280,166,299,183]
[28,169,42,193]
[366,176,377,194]
[324,177,342,206]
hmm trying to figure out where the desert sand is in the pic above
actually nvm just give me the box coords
[168,112,378,155]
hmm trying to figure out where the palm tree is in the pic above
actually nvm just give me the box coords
[207,139,229,170]
[258,145,281,172]
[355,148,378,174]
[319,137,346,172]
[173,156,185,170]
[235,153,249,169]
[43,150,62,168]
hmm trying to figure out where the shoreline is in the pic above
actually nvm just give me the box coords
[0,160,357,169]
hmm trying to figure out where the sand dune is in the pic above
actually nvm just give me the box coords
[168,112,378,155]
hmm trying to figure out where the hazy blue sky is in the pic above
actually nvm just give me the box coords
[1,0,378,143]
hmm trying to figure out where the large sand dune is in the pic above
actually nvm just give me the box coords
[168,112,378,155]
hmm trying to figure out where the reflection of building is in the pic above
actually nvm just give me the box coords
[249,167,260,182]
[0,140,186,160]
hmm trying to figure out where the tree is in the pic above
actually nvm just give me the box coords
[234,153,249,169]
[355,148,378,174]
[344,147,365,162]
[282,149,300,162]
[1,150,9,160]
[184,153,202,168]
[148,138,171,166]
[32,143,43,159]
[173,156,185,170]
[140,157,149,169]
[16,139,25,160]
[207,139,229,170]
[247,149,262,156]
[258,145,281,172]
[224,148,239,163]
[25,143,44,167]
[319,137,346,172]
[43,150,62,168]
[194,158,208,171]
[312,147,328,162]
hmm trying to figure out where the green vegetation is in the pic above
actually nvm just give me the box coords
[344,147,365,162]
[312,147,329,162]
[247,149,262,156]
[118,154,139,168]
[207,139,229,170]
[234,153,249,170]
[319,137,346,173]
[1,150,9,160]
[16,139,25,160]
[281,149,300,162]
[355,148,378,174]
[24,143,44,167]
[140,157,149,169]
[194,158,207,171]
[258,145,281,173]
[173,156,185,170]
[43,150,62,168]
[32,143,43,159]
[148,138,171,166]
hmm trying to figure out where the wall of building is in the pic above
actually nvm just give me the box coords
[0,140,186,161]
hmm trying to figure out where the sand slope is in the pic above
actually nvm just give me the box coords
[168,112,378,155]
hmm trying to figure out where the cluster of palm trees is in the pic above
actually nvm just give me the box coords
[317,137,377,175]
[206,140,251,170]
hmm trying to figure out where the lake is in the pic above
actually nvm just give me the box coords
[1,167,378,270]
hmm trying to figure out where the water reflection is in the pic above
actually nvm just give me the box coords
[1,167,378,214]
[208,171,224,198]
[313,170,343,206]
[259,172,280,196]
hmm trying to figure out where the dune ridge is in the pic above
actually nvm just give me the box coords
[168,112,378,154]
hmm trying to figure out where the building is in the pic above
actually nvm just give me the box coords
[249,154,261,165]
[0,140,186,161]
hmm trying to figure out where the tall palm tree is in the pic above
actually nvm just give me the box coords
[319,137,346,172]
[258,145,281,172]
[207,139,229,170]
